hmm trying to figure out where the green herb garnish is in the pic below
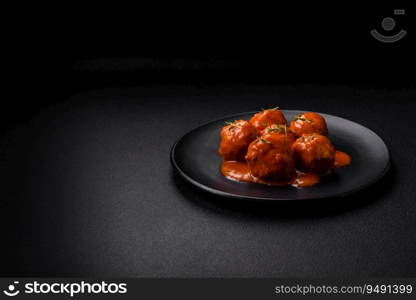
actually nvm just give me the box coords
[266,127,279,133]
[259,137,271,144]
[267,124,288,134]
[261,106,280,112]
[225,120,239,130]
[294,115,312,123]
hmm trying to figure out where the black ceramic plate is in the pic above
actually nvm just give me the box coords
[171,110,390,201]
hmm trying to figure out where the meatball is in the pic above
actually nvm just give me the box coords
[292,134,335,174]
[218,120,257,161]
[261,124,297,146]
[249,107,287,134]
[245,133,295,181]
[290,112,328,137]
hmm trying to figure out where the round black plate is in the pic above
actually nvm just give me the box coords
[171,110,390,201]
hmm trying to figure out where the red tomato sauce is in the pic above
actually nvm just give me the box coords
[334,150,351,168]
[220,150,351,188]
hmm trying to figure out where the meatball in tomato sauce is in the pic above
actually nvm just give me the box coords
[245,134,295,182]
[249,107,287,134]
[218,120,257,161]
[290,112,328,137]
[292,134,335,174]
[261,124,297,146]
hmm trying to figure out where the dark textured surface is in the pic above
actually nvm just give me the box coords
[1,85,416,277]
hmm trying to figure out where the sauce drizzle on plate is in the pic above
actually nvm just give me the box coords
[221,150,350,188]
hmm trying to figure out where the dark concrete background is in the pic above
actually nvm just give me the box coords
[2,5,415,277]
[1,85,415,277]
